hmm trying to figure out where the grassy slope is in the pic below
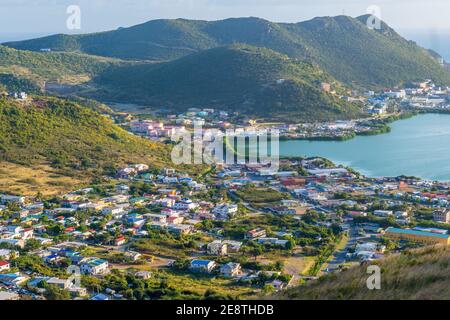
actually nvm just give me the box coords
[275,245,450,300]
[5,16,450,89]
[96,44,363,122]
[0,162,84,197]
[0,96,169,195]
[3,20,216,62]
[0,45,126,86]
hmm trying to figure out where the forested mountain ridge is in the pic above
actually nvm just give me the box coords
[5,15,450,89]
[95,44,364,122]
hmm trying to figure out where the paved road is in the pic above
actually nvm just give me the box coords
[324,225,359,273]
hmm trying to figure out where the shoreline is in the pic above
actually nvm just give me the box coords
[278,112,450,182]
[279,111,418,142]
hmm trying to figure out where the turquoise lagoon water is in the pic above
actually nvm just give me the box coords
[279,114,450,181]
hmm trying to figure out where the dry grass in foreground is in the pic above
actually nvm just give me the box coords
[0,161,88,196]
[273,245,450,300]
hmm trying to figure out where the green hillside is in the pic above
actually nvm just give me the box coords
[0,96,169,195]
[290,15,450,88]
[0,45,126,87]
[95,45,363,122]
[6,16,450,88]
[2,20,215,62]
[0,73,41,93]
[274,245,450,300]
[0,43,362,122]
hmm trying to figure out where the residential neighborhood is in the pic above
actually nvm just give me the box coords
[120,80,450,143]
[1,152,450,300]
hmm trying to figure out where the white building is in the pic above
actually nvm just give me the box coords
[385,90,406,99]
[173,199,198,211]
[212,204,238,218]
[189,260,216,273]
[207,241,228,256]
[374,210,393,217]
[101,206,125,217]
[220,262,241,277]
[80,258,109,275]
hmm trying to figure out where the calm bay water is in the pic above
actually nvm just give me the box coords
[279,113,450,181]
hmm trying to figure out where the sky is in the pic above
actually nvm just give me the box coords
[1,0,450,57]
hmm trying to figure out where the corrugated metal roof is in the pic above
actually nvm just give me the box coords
[386,227,450,239]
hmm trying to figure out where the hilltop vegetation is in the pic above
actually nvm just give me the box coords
[0,43,362,122]
[96,45,363,122]
[0,96,169,195]
[3,20,215,61]
[293,15,450,88]
[0,73,41,94]
[6,16,450,89]
[0,45,125,87]
[275,245,450,300]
